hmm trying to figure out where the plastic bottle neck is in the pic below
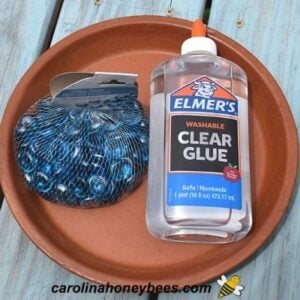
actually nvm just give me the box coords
[181,36,217,55]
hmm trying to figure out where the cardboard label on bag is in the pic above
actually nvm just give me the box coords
[50,72,138,108]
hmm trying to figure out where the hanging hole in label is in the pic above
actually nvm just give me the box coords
[94,0,103,5]
[99,79,126,85]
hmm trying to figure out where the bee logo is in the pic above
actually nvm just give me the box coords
[217,275,244,298]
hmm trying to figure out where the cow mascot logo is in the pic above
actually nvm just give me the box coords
[192,80,217,98]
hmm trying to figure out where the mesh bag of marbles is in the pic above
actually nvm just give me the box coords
[14,76,149,208]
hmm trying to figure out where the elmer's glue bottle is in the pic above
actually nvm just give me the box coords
[146,20,252,243]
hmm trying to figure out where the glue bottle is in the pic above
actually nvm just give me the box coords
[146,20,252,243]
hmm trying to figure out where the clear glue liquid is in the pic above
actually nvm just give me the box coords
[146,20,252,243]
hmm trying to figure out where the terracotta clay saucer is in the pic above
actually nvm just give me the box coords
[0,16,298,286]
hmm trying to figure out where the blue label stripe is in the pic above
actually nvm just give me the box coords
[58,87,137,97]
[167,173,241,209]
[170,96,238,116]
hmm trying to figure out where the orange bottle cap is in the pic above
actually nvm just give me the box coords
[191,19,206,37]
[181,19,216,55]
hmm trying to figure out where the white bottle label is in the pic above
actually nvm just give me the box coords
[50,72,138,108]
[167,76,241,209]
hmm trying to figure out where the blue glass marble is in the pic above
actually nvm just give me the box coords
[52,162,63,175]
[17,148,37,172]
[86,132,105,148]
[111,158,134,183]
[21,116,36,128]
[116,105,143,125]
[14,95,149,207]
[89,175,107,197]
[49,140,71,161]
[90,154,107,169]
[71,178,88,199]
[66,123,83,141]
[54,184,71,202]
[39,162,52,174]
[24,173,33,184]
[33,172,52,193]
[103,132,130,160]
[88,111,109,131]
[103,180,117,199]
